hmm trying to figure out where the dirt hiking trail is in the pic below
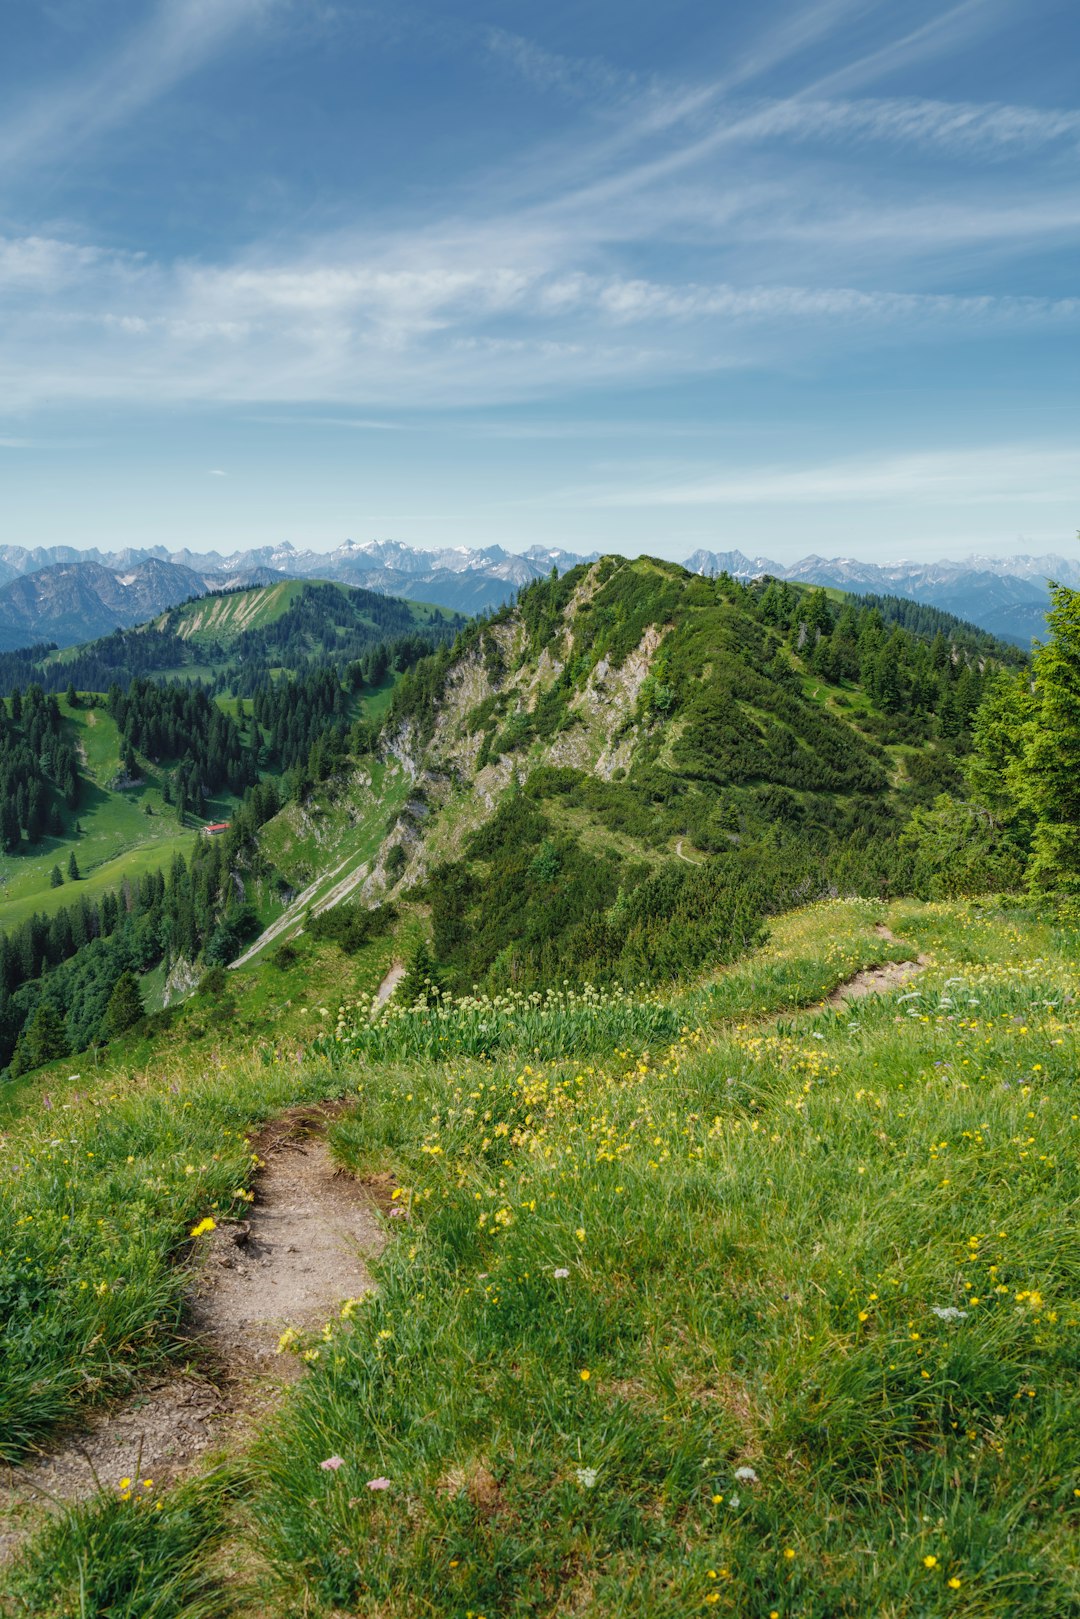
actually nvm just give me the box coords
[825,922,930,1008]
[375,961,406,1005]
[0,1106,383,1561]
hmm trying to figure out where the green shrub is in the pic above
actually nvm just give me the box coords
[307,902,396,955]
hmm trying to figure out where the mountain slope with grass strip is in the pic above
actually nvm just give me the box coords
[239,556,1020,991]
[0,578,466,695]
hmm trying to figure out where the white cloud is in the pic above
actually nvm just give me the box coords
[0,222,1077,413]
[0,0,280,176]
[208,467,227,475]
[486,29,638,102]
[589,444,1080,508]
[715,95,1080,157]
[538,274,1079,325]
[0,5,1076,417]
[802,0,1009,100]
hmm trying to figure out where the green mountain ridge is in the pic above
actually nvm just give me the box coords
[0,555,1028,1073]
[234,555,1020,985]
[2,577,466,694]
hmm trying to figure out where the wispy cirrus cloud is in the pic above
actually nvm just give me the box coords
[535,274,1079,324]
[1,2,1077,423]
[706,95,1080,157]
[588,443,1080,508]
[485,29,640,102]
[1,219,1077,413]
[0,0,281,177]
[802,0,1009,99]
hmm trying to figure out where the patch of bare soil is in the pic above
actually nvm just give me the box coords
[190,1119,381,1374]
[375,962,406,1006]
[826,935,930,1008]
[0,1106,382,1560]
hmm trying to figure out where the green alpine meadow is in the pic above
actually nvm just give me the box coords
[0,556,1078,1617]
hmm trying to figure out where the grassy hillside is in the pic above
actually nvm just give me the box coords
[303,556,1019,993]
[2,896,1077,1617]
[195,555,1025,984]
[0,573,457,939]
[0,556,1025,1072]
[158,579,315,642]
[0,697,233,930]
[9,580,467,696]
[2,564,1078,1615]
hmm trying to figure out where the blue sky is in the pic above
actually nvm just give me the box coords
[0,0,1077,562]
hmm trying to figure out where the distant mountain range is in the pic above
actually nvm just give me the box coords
[684,549,1079,646]
[0,557,284,650]
[0,542,599,648]
[0,538,1073,649]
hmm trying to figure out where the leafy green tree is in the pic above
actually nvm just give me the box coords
[49,865,64,888]
[964,670,1036,823]
[202,906,259,966]
[1020,584,1080,897]
[67,850,80,881]
[103,971,145,1038]
[801,587,834,637]
[1,800,21,853]
[529,839,561,882]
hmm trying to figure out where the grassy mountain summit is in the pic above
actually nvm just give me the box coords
[268,554,1014,991]
[0,577,465,696]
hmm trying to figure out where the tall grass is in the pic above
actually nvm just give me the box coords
[315,982,688,1064]
[5,898,1077,1617]
[245,901,1080,1617]
[313,899,918,1066]
[0,1053,343,1460]
[1,1473,235,1619]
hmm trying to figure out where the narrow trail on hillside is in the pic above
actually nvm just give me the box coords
[230,849,363,968]
[0,1107,383,1562]
[0,927,929,1563]
[376,961,406,1005]
[824,922,930,1008]
[310,855,373,918]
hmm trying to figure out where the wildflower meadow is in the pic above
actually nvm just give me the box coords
[2,898,1079,1618]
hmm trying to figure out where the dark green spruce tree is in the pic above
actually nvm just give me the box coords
[103,971,145,1038]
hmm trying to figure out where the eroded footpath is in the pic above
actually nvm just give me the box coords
[0,1107,382,1559]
